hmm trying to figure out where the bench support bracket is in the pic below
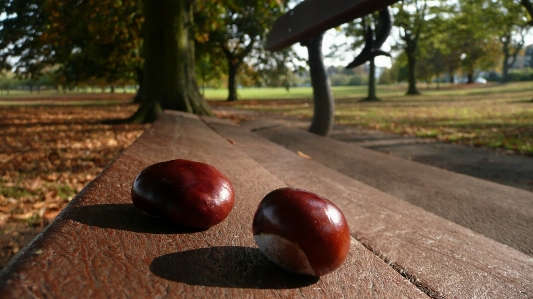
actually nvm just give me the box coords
[303,34,334,136]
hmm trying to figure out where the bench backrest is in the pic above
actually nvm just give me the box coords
[266,0,398,51]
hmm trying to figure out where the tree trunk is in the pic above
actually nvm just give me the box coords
[467,73,474,84]
[502,58,510,83]
[221,39,254,102]
[501,36,521,83]
[132,0,213,123]
[406,52,420,95]
[362,57,379,101]
[227,62,239,101]
[305,34,334,136]
[133,67,144,103]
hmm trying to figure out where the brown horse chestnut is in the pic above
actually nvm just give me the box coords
[131,159,234,229]
[252,187,350,276]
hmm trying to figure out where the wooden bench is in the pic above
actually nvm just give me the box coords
[241,119,533,257]
[1,111,532,298]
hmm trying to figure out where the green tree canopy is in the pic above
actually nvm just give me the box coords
[0,0,144,89]
[195,0,289,101]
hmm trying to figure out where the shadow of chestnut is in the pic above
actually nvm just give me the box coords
[150,246,319,289]
[64,204,206,234]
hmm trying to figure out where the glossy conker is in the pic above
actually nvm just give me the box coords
[252,187,350,276]
[131,159,234,229]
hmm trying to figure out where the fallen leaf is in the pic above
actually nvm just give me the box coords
[33,202,46,209]
[11,212,35,220]
[0,206,11,213]
[0,213,10,226]
[43,210,60,221]
[107,138,118,146]
[296,151,312,160]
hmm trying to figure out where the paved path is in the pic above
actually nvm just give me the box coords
[329,126,533,193]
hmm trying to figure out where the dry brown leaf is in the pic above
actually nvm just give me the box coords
[46,203,60,210]
[109,139,119,146]
[32,202,46,209]
[0,101,146,240]
[11,212,35,221]
[0,213,10,226]
[296,151,312,160]
[44,210,60,221]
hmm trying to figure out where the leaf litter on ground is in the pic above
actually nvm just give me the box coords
[0,95,147,269]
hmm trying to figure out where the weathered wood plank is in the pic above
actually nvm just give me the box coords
[205,117,533,299]
[0,112,427,299]
[242,119,533,257]
[266,0,398,51]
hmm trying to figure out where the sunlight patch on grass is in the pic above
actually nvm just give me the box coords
[219,82,533,154]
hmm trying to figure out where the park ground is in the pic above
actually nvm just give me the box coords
[0,82,532,269]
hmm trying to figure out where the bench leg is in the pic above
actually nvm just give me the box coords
[303,33,334,136]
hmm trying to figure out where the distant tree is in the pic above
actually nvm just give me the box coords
[343,11,392,101]
[0,70,16,94]
[0,0,50,81]
[387,52,409,83]
[415,6,459,88]
[44,0,144,92]
[456,0,502,83]
[487,0,531,82]
[195,0,288,101]
[195,43,226,95]
[340,17,371,90]
[249,47,297,89]
[394,0,432,95]
[0,0,144,93]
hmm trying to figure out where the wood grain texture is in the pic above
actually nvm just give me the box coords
[0,111,426,299]
[242,119,533,257]
[266,0,398,51]
[206,117,533,299]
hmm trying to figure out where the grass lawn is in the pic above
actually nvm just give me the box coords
[3,82,532,154]
[204,85,406,100]
[208,82,533,154]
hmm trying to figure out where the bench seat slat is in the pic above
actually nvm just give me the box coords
[205,117,533,299]
[0,112,427,298]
